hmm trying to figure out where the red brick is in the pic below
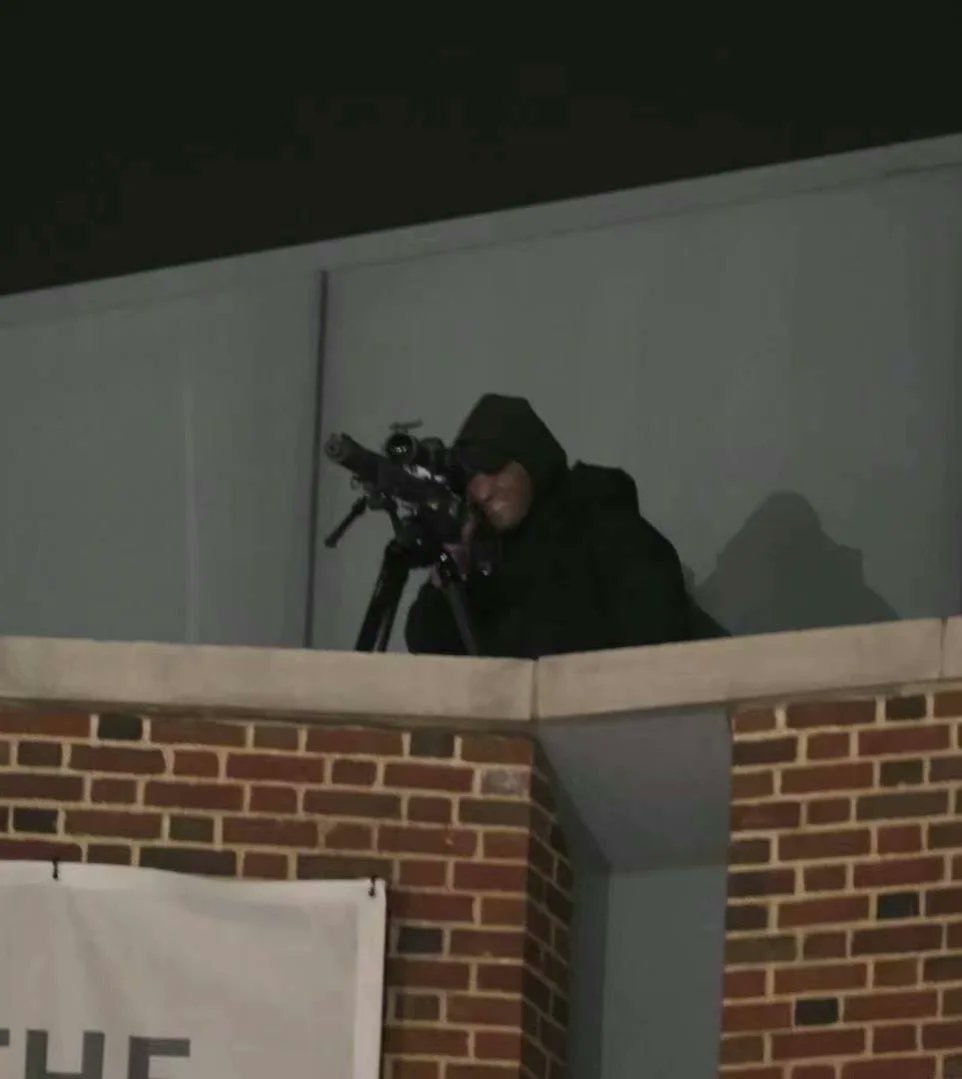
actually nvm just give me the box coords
[391,891,475,923]
[928,822,962,849]
[223,817,317,847]
[857,790,948,820]
[145,780,243,811]
[779,895,868,928]
[483,832,530,861]
[386,958,470,990]
[807,732,851,759]
[722,1002,792,1032]
[150,717,246,746]
[731,771,775,801]
[0,838,82,861]
[407,796,452,824]
[733,737,798,767]
[482,897,526,926]
[398,860,447,888]
[787,700,876,729]
[726,935,797,966]
[930,755,962,782]
[803,932,848,960]
[732,709,777,734]
[324,823,372,850]
[169,816,213,843]
[843,990,938,1021]
[90,778,137,804]
[804,865,847,892]
[474,1031,523,1061]
[934,691,962,717]
[450,929,524,959]
[384,762,474,793]
[879,824,923,854]
[17,740,63,767]
[923,954,962,981]
[873,959,919,987]
[306,727,403,756]
[393,993,441,1021]
[454,863,527,893]
[724,970,767,999]
[719,1035,764,1064]
[65,810,161,839]
[780,829,871,861]
[86,844,132,866]
[140,847,235,876]
[242,853,289,880]
[720,1071,785,1079]
[922,1020,962,1049]
[250,786,298,814]
[853,856,944,889]
[859,725,951,756]
[0,773,84,801]
[389,1063,439,1079]
[926,887,962,915]
[0,711,90,737]
[331,759,377,786]
[383,1027,469,1057]
[252,724,299,750]
[379,825,476,858]
[447,994,523,1026]
[872,1024,917,1052]
[730,802,802,832]
[69,744,164,775]
[297,853,388,880]
[0,741,8,766]
[226,753,324,784]
[728,869,796,898]
[852,925,942,956]
[841,1060,934,1079]
[447,1066,517,1078]
[173,750,219,777]
[771,1028,865,1059]
[729,839,771,866]
[945,988,962,1015]
[459,736,533,765]
[782,762,873,794]
[304,790,401,818]
[774,962,866,994]
[476,964,523,994]
[807,798,852,825]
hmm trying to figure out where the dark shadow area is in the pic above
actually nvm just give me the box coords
[691,491,898,637]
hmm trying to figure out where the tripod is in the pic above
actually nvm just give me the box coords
[325,496,480,655]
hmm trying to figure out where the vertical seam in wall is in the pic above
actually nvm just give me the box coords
[182,357,200,645]
[528,660,539,726]
[302,270,330,648]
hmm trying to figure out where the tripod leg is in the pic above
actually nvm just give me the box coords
[355,541,411,652]
[441,578,479,656]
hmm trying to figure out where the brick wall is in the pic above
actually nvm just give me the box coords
[0,706,571,1079]
[724,685,962,1079]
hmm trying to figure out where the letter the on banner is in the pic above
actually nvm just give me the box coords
[25,1030,106,1079]
[127,1038,191,1079]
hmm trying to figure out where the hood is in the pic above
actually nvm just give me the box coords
[454,394,568,497]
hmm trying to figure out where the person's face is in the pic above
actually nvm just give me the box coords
[466,461,534,532]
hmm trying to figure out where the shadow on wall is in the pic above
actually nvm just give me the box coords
[687,491,898,637]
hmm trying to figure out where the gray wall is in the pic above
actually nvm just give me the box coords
[312,162,962,650]
[0,275,321,645]
[602,867,728,1079]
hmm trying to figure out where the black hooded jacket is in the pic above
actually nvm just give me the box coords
[404,395,726,659]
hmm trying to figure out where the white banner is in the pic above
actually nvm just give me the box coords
[0,862,386,1078]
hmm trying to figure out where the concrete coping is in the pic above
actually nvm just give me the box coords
[0,617,959,726]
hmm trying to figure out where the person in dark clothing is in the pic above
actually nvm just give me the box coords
[404,394,726,659]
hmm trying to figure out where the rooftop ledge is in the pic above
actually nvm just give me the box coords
[0,618,959,727]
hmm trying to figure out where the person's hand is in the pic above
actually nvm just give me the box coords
[432,513,478,584]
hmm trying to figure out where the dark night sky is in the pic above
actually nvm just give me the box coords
[2,24,959,297]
